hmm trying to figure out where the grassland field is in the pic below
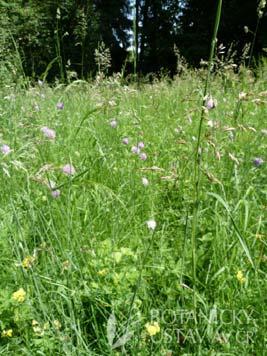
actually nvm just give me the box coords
[0,67,267,355]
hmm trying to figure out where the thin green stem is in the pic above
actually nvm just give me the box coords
[248,16,260,68]
[234,16,261,122]
[124,230,155,343]
[191,0,223,319]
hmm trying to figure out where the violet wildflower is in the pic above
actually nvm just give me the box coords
[110,119,117,128]
[138,141,145,149]
[131,146,140,154]
[51,190,60,198]
[122,137,129,145]
[56,102,64,110]
[146,219,156,231]
[253,157,264,167]
[41,127,56,140]
[139,152,147,161]
[62,164,76,175]
[205,96,217,110]
[1,144,11,155]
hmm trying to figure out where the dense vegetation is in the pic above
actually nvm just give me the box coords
[0,0,267,355]
[0,0,266,82]
[0,60,267,354]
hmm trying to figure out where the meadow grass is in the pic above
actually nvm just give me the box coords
[0,66,267,355]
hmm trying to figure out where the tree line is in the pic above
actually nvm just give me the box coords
[0,0,266,82]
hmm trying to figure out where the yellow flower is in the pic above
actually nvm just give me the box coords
[43,322,49,330]
[53,320,62,330]
[62,260,71,271]
[145,321,160,336]
[32,320,44,336]
[97,268,108,276]
[12,288,26,303]
[1,329,13,338]
[22,255,36,269]
[236,270,246,284]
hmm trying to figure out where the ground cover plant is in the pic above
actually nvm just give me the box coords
[0,60,266,355]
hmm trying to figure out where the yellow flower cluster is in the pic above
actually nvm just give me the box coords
[12,288,26,303]
[22,255,36,269]
[62,260,71,271]
[32,320,49,336]
[53,320,62,330]
[97,268,108,276]
[236,270,246,284]
[145,321,160,336]
[1,329,13,338]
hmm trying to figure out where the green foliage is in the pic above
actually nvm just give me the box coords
[0,0,131,81]
[0,0,266,80]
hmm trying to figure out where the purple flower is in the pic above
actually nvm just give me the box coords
[51,190,60,198]
[122,137,129,145]
[41,126,56,140]
[62,164,76,175]
[131,146,140,154]
[56,102,64,110]
[138,141,145,149]
[205,96,217,110]
[110,119,117,128]
[1,144,11,155]
[139,152,147,161]
[253,157,264,167]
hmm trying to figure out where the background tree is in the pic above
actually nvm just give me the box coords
[138,0,181,75]
[0,0,266,82]
[179,0,267,65]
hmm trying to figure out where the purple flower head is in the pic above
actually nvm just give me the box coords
[62,164,76,175]
[131,146,140,154]
[139,152,147,161]
[51,189,60,198]
[1,144,11,155]
[253,157,264,167]
[41,126,56,140]
[110,119,117,128]
[122,137,129,145]
[56,102,64,110]
[205,96,217,110]
[138,141,145,149]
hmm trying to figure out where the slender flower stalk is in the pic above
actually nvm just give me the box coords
[191,0,223,320]
[124,221,156,340]
[234,3,265,122]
